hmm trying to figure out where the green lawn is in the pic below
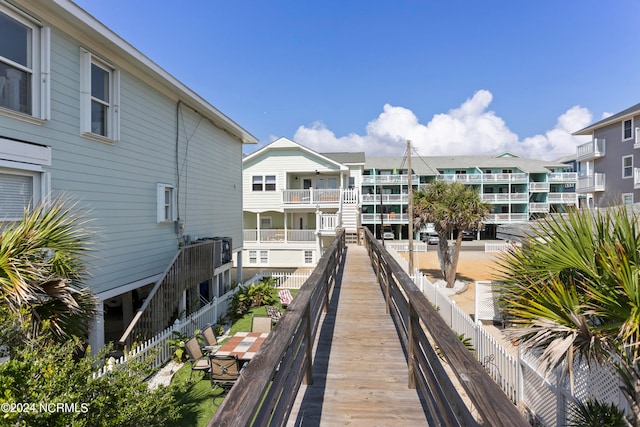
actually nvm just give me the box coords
[165,288,298,427]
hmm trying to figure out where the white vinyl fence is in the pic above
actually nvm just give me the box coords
[259,271,312,289]
[386,245,630,425]
[92,274,263,379]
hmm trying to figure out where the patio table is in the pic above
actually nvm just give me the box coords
[215,332,269,361]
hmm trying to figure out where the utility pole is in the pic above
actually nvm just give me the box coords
[407,140,414,272]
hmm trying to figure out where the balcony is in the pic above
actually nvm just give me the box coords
[243,229,316,243]
[576,138,605,162]
[576,173,605,193]
[483,173,528,183]
[548,172,577,183]
[547,193,578,204]
[361,174,420,185]
[481,193,528,203]
[282,188,358,206]
[361,194,409,204]
[361,213,408,224]
[529,182,550,192]
[529,203,550,213]
[486,213,529,223]
[437,173,484,183]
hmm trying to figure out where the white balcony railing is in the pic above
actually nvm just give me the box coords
[529,203,550,213]
[486,213,529,223]
[361,194,409,204]
[547,172,578,182]
[481,193,528,203]
[529,182,550,192]
[547,193,578,204]
[319,214,338,231]
[438,174,484,183]
[243,229,316,243]
[361,174,420,185]
[576,138,605,161]
[576,173,605,193]
[483,173,528,183]
[282,188,359,205]
[361,213,408,223]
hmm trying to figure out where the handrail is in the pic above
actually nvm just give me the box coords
[208,229,346,427]
[363,228,527,427]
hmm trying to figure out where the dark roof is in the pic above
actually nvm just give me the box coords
[573,102,640,135]
[321,152,366,164]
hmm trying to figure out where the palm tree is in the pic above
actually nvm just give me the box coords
[413,180,490,287]
[0,198,97,340]
[495,206,640,424]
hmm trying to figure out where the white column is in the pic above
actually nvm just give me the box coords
[88,301,105,354]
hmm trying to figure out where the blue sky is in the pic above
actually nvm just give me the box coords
[73,0,640,160]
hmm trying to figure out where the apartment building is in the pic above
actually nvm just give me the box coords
[574,103,640,207]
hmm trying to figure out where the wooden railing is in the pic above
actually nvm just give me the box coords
[119,240,224,350]
[363,228,527,426]
[208,230,345,427]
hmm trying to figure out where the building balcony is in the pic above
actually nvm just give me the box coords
[361,213,408,224]
[529,182,550,192]
[547,193,578,204]
[361,174,420,185]
[483,173,528,183]
[576,138,605,162]
[486,213,529,223]
[547,172,577,183]
[243,229,316,243]
[576,173,605,193]
[361,193,409,204]
[529,203,550,213]
[481,193,528,203]
[437,174,484,183]
[282,188,358,206]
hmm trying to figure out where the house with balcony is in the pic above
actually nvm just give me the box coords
[0,0,257,350]
[240,137,362,268]
[361,153,577,239]
[573,102,640,208]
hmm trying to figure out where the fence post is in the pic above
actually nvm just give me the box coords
[408,300,418,389]
[303,303,314,385]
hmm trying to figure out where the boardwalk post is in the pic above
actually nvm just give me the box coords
[407,300,418,389]
[303,303,314,385]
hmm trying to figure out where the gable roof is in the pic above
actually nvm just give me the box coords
[573,102,640,135]
[243,137,348,170]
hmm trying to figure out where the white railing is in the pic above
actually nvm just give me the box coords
[243,229,315,242]
[485,241,520,252]
[282,189,341,205]
[343,188,358,204]
[577,173,605,193]
[438,174,484,183]
[361,174,419,185]
[287,229,316,241]
[386,244,629,424]
[481,193,528,203]
[529,202,549,213]
[548,172,577,182]
[529,182,550,192]
[483,173,528,183]
[547,193,578,204]
[360,213,408,223]
[319,214,338,231]
[361,193,408,203]
[385,242,430,253]
[576,138,605,161]
[92,275,255,379]
[486,213,529,222]
[259,271,312,289]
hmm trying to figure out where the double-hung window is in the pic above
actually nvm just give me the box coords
[80,49,120,141]
[622,155,633,179]
[623,119,633,141]
[0,6,50,120]
[252,175,276,191]
[157,183,177,223]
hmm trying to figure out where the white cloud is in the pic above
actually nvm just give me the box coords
[293,90,593,160]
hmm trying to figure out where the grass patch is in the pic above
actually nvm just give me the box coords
[165,286,299,426]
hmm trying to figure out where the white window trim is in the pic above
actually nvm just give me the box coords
[622,155,633,179]
[622,193,634,205]
[259,250,269,264]
[80,48,120,142]
[156,183,177,223]
[303,250,314,264]
[623,118,634,141]
[0,5,49,122]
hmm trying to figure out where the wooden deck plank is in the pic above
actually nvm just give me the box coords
[287,244,429,426]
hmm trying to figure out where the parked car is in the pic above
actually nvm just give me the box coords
[461,230,475,241]
[421,232,439,245]
[382,226,394,240]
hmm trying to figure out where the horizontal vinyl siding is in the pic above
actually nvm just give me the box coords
[0,26,245,295]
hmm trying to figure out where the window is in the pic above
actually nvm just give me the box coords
[622,155,633,179]
[252,175,276,191]
[80,49,120,140]
[623,119,633,140]
[0,6,49,119]
[157,183,176,223]
[248,250,268,264]
[260,216,272,229]
[304,250,313,264]
[259,250,268,264]
[248,250,257,264]
[622,193,634,205]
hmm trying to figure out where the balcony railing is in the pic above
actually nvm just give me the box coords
[576,173,606,193]
[361,213,408,223]
[548,193,578,204]
[361,194,409,204]
[483,173,528,183]
[486,213,529,223]
[438,173,484,183]
[548,172,577,182]
[243,229,316,243]
[529,182,550,192]
[282,188,358,205]
[481,193,528,203]
[319,214,338,231]
[361,174,420,185]
[529,203,550,213]
[576,138,605,161]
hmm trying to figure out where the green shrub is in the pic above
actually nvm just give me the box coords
[568,399,627,427]
[229,281,278,319]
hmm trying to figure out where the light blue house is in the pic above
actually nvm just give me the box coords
[0,0,257,350]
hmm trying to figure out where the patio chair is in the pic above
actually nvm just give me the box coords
[209,354,241,391]
[266,305,282,323]
[184,337,210,382]
[278,289,293,307]
[251,315,273,333]
[201,326,221,353]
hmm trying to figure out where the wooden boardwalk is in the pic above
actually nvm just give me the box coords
[287,244,429,426]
